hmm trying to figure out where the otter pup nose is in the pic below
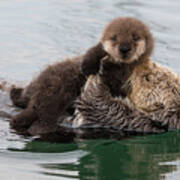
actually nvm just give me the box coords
[119,43,131,54]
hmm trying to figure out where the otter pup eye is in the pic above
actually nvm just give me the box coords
[132,34,140,41]
[111,35,117,41]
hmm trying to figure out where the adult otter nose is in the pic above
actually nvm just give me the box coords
[119,43,131,54]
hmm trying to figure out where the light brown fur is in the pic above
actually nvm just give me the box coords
[76,63,180,133]
[128,59,180,112]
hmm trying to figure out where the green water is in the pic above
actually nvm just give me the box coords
[2,132,180,180]
[0,0,180,179]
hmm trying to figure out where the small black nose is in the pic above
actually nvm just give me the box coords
[119,43,131,54]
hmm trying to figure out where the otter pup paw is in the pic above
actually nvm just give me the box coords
[10,87,23,101]
[81,43,107,76]
[10,108,38,133]
[10,87,29,108]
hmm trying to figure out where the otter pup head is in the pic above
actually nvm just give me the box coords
[102,17,154,64]
[127,60,180,112]
[82,17,154,76]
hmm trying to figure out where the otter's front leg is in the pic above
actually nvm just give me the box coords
[10,106,38,133]
[10,87,30,108]
[10,78,40,109]
[81,43,107,76]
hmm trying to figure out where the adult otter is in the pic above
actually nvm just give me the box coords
[76,60,180,133]
[10,17,154,135]
[127,60,180,113]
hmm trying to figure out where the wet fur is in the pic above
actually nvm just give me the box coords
[128,60,180,112]
[76,75,179,133]
[76,59,180,134]
[75,59,180,133]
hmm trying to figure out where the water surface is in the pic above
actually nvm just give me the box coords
[0,0,180,179]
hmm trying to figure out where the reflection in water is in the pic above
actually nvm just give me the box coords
[76,133,180,180]
[6,132,180,180]
[0,0,180,179]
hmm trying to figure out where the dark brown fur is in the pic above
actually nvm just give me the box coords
[10,57,86,134]
[81,43,107,76]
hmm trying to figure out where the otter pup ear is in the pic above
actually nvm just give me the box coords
[81,43,107,76]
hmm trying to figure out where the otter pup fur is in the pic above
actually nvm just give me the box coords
[81,17,154,97]
[82,17,153,75]
[10,57,86,133]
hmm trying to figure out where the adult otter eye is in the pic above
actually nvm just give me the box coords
[144,74,150,82]
[132,34,140,41]
[111,35,117,41]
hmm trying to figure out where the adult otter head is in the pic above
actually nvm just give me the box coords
[82,17,154,75]
[126,60,180,113]
[102,17,154,64]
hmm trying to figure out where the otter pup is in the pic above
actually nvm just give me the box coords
[76,60,180,133]
[82,17,153,73]
[10,17,154,135]
[81,17,154,97]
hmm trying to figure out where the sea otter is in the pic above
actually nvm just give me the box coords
[10,17,155,135]
[75,59,180,133]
